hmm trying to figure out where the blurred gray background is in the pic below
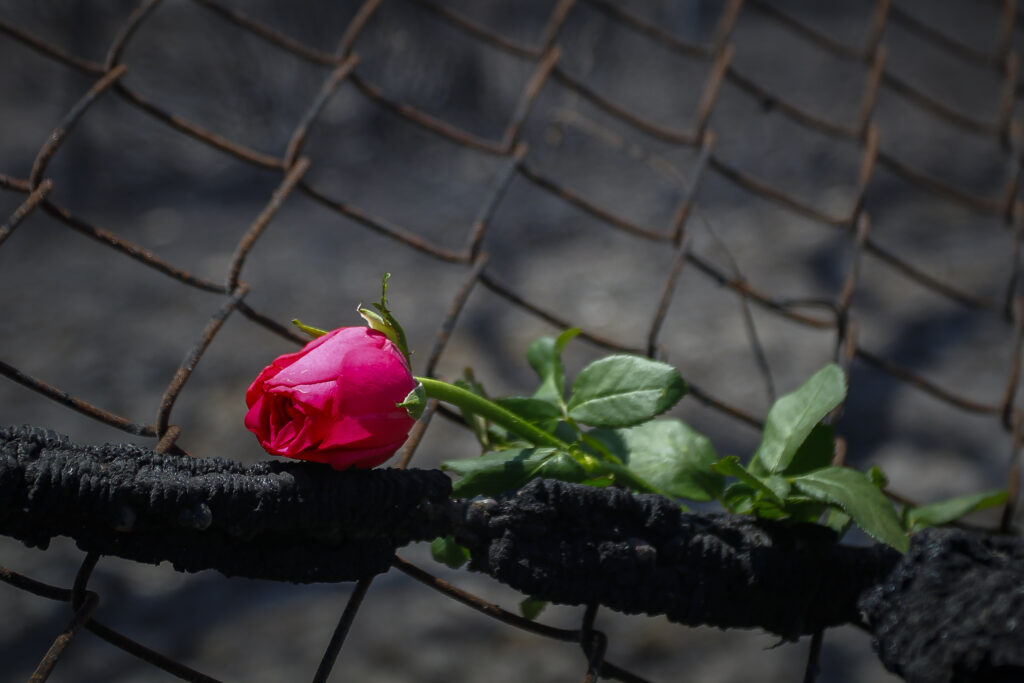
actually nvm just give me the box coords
[1,0,1020,680]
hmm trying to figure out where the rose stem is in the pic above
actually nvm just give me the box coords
[415,377,572,453]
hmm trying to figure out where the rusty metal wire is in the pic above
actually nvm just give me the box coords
[1,0,1023,680]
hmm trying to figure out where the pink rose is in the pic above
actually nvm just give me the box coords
[244,327,418,469]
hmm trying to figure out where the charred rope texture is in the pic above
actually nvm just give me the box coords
[454,477,899,638]
[859,528,1024,683]
[0,425,453,582]
[2,424,1022,680]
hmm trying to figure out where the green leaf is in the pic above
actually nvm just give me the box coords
[722,482,757,514]
[552,421,580,445]
[780,500,829,524]
[822,508,852,536]
[578,431,624,464]
[751,364,846,476]
[588,420,724,501]
[533,450,590,483]
[905,490,1008,532]
[496,397,563,432]
[443,448,586,498]
[520,597,547,620]
[776,424,835,477]
[747,500,789,520]
[867,465,888,489]
[589,459,676,500]
[444,448,555,497]
[430,536,470,569]
[567,355,687,428]
[712,456,784,505]
[792,466,909,552]
[764,474,792,501]
[527,328,580,405]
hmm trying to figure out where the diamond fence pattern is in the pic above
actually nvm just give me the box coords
[1,0,1022,680]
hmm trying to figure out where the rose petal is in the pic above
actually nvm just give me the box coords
[243,393,269,434]
[245,334,338,401]
[318,414,375,448]
[271,440,388,467]
[270,328,369,387]
[319,440,407,470]
[272,379,337,413]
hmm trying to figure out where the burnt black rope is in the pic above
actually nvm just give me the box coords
[454,477,900,639]
[859,528,1024,683]
[3,425,1023,682]
[0,425,453,582]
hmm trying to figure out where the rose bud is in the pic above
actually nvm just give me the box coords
[244,326,418,469]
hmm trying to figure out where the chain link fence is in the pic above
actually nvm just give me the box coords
[1,0,1022,680]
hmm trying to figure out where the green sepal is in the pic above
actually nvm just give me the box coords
[291,319,329,338]
[358,307,399,344]
[397,383,426,420]
[358,273,412,362]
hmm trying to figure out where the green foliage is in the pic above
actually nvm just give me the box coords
[453,373,502,449]
[431,536,471,569]
[783,425,836,477]
[495,397,562,432]
[444,448,588,498]
[438,335,1005,558]
[706,365,907,552]
[519,597,547,621]
[358,272,411,361]
[567,355,688,428]
[527,328,579,406]
[589,420,724,501]
[442,334,690,499]
[867,465,888,489]
[712,456,784,506]
[903,490,1007,532]
[792,467,908,552]
[749,364,845,476]
[822,507,852,535]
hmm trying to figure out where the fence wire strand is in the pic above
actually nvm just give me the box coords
[1,0,1023,680]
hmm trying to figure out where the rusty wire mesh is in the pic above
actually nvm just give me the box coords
[1,0,1023,680]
